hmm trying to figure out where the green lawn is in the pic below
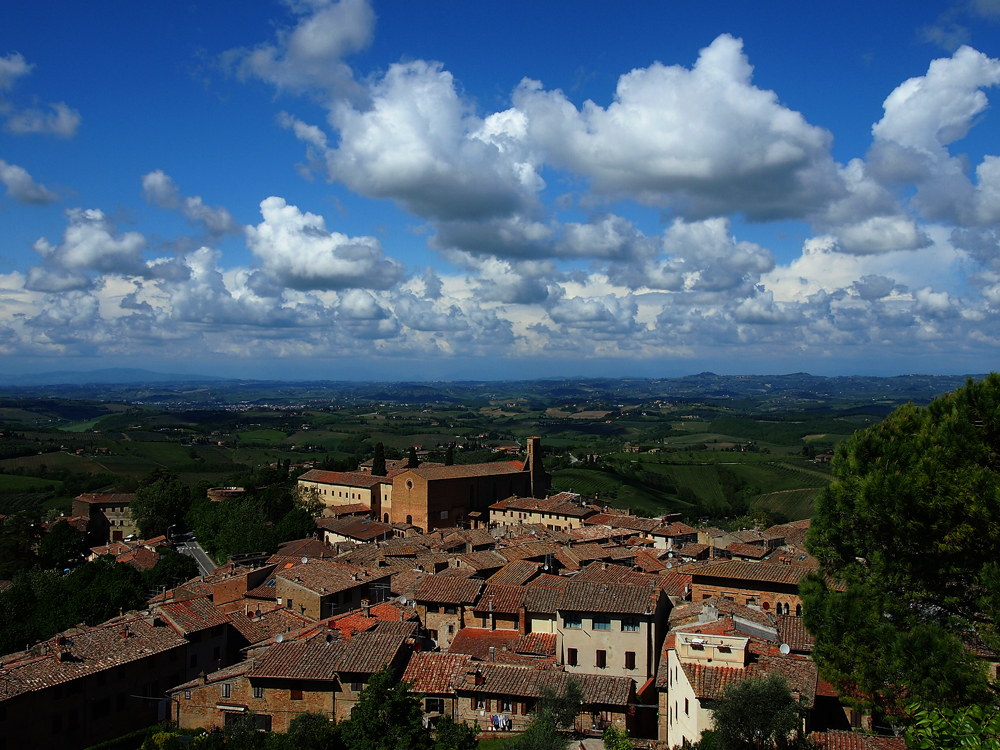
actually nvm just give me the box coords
[239,429,288,444]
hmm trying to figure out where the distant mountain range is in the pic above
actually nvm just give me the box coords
[0,368,226,386]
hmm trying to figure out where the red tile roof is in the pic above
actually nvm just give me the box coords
[691,560,815,586]
[457,664,633,707]
[473,584,526,615]
[558,580,659,615]
[809,731,904,749]
[401,461,526,480]
[486,559,541,586]
[158,597,230,635]
[403,652,474,693]
[414,576,483,605]
[0,614,186,699]
[298,469,396,488]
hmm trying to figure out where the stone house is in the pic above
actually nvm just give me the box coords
[557,580,667,682]
[0,613,189,750]
[489,492,597,531]
[274,561,392,620]
[413,576,483,650]
[71,492,137,545]
[689,560,816,616]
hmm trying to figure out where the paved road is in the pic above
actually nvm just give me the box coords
[177,539,217,576]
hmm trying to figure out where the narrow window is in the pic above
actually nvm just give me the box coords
[253,686,264,699]
[684,698,689,716]
[625,651,636,670]
[221,684,231,698]
[567,648,578,666]
[290,689,303,701]
[596,650,606,668]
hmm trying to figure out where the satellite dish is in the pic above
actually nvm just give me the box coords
[275,633,284,643]
[399,596,408,605]
[779,643,790,655]
[666,563,672,569]
[301,556,308,564]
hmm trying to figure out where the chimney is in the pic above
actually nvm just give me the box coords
[518,606,527,636]
[362,599,371,617]
[489,646,496,662]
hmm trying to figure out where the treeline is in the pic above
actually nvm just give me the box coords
[709,414,860,446]
[0,552,198,656]
[184,466,317,562]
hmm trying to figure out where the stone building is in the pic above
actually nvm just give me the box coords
[0,613,189,750]
[388,437,550,533]
[71,493,137,545]
[688,560,815,616]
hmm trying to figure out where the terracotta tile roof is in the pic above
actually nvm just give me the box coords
[584,514,659,532]
[448,628,520,660]
[530,573,569,588]
[391,569,431,599]
[246,582,278,600]
[675,543,710,558]
[277,561,387,595]
[158,596,230,635]
[727,542,769,559]
[118,547,160,571]
[487,560,541,586]
[634,550,670,573]
[247,638,346,680]
[0,614,187,699]
[433,566,479,580]
[298,469,395,488]
[403,652,474,693]
[692,560,814,586]
[228,608,313,645]
[337,630,407,673]
[168,659,254,693]
[776,615,814,652]
[317,516,394,542]
[455,550,508,571]
[574,562,662,587]
[90,541,136,557]
[653,521,697,537]
[558,580,659,615]
[276,538,333,559]
[414,576,483,605]
[490,495,595,518]
[730,529,769,545]
[669,597,777,629]
[809,732,905,750]
[458,664,633,706]
[522,585,563,615]
[473,584,526,615]
[515,632,557,657]
[681,662,752,700]
[72,492,135,505]
[401,461,526,480]
[659,569,694,598]
[766,520,811,547]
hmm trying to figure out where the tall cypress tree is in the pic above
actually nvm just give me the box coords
[445,445,454,466]
[372,442,387,476]
[407,446,419,468]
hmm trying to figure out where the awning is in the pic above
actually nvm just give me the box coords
[216,703,248,713]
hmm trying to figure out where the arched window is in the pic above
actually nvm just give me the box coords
[795,604,802,617]
[784,603,790,615]
[383,514,389,523]
[406,515,412,525]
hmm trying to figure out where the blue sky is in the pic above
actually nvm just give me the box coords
[2,0,1000,380]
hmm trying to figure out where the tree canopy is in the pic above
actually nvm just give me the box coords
[372,443,387,476]
[131,469,191,539]
[803,374,1000,719]
[339,664,431,750]
[708,673,803,750]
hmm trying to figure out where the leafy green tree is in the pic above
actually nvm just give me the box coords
[283,711,343,750]
[339,664,431,750]
[904,700,1000,750]
[803,375,1000,718]
[501,714,566,750]
[407,446,419,469]
[709,673,803,750]
[432,715,477,750]
[372,443,387,476]
[37,519,87,570]
[132,469,191,539]
[0,510,41,579]
[536,677,583,729]
[444,446,454,466]
[274,507,317,544]
[602,725,634,750]
[143,548,199,593]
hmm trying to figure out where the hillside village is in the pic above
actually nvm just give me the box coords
[0,436,908,750]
